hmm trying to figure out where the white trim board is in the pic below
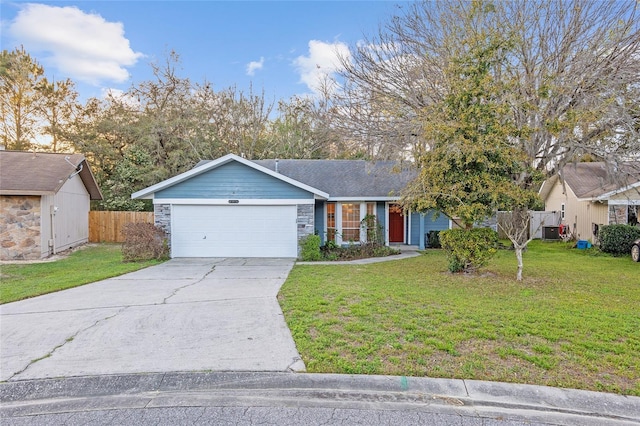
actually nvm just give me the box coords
[328,196,400,202]
[608,199,640,206]
[153,198,314,205]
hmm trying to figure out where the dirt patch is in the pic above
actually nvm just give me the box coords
[0,243,98,265]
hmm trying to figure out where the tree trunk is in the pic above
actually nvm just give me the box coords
[514,244,524,281]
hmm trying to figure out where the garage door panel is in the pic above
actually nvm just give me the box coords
[171,205,297,258]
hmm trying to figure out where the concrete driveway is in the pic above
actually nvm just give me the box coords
[0,258,305,381]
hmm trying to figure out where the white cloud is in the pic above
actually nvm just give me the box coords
[8,3,143,85]
[246,57,264,76]
[294,40,350,95]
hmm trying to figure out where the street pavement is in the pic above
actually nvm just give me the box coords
[1,257,638,425]
[2,372,638,425]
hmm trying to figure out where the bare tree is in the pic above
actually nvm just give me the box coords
[337,0,640,279]
[196,83,274,160]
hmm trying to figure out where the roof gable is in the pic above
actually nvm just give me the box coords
[155,161,317,199]
[0,151,102,200]
[132,154,329,200]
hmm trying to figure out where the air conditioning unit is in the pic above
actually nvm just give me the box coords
[542,226,560,240]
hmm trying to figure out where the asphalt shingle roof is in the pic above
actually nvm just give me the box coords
[196,158,415,198]
[558,162,639,199]
[252,159,416,198]
[0,151,102,200]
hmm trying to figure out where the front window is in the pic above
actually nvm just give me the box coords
[342,203,361,242]
[366,202,376,216]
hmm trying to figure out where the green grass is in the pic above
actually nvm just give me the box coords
[278,240,640,396]
[1,244,163,304]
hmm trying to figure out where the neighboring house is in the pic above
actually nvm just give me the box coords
[132,154,450,258]
[539,162,640,242]
[0,150,103,260]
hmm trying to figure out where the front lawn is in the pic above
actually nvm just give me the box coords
[278,240,640,396]
[0,244,163,304]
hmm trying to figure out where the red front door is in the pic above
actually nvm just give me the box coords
[389,205,404,243]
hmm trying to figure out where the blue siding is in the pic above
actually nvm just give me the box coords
[410,210,450,246]
[315,201,325,243]
[376,202,386,230]
[156,161,313,199]
[410,212,421,245]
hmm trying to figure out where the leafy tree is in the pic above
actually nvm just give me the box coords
[98,146,155,211]
[339,0,640,279]
[1,47,82,152]
[270,93,349,159]
[0,47,45,150]
[70,92,144,204]
[400,3,540,276]
[37,78,81,152]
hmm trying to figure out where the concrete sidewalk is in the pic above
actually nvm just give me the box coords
[1,372,638,425]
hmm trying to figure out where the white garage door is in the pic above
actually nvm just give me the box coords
[171,205,297,258]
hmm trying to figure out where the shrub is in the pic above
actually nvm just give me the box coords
[122,223,169,262]
[361,214,385,245]
[300,234,322,261]
[439,228,499,273]
[598,224,640,256]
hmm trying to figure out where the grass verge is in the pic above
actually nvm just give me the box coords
[1,244,163,304]
[278,240,640,396]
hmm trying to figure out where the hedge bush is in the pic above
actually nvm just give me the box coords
[598,224,640,256]
[122,223,169,262]
[439,228,499,273]
[300,234,322,261]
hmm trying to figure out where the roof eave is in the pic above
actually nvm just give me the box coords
[538,175,559,201]
[595,180,640,201]
[327,196,401,202]
[0,190,54,196]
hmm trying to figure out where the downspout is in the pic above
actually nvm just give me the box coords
[50,205,57,255]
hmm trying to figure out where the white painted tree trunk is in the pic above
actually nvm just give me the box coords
[514,244,525,281]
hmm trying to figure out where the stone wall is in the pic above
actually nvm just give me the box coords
[0,195,42,260]
[297,203,315,257]
[608,205,628,224]
[154,203,171,245]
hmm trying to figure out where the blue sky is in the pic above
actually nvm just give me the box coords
[1,1,407,102]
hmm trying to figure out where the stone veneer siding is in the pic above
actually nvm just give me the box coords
[297,203,315,257]
[608,205,628,224]
[0,195,42,260]
[154,204,171,245]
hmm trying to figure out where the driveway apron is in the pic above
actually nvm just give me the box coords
[0,258,305,381]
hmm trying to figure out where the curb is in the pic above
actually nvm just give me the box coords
[2,372,638,425]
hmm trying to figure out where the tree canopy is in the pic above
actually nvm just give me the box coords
[1,49,348,210]
[337,0,640,279]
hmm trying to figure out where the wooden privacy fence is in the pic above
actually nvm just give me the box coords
[89,211,154,243]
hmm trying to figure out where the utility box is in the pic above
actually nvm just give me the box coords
[542,226,560,240]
